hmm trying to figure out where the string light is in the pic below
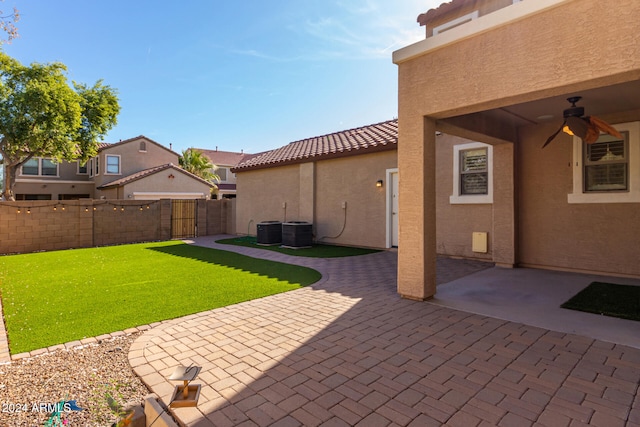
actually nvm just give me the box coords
[3,200,159,213]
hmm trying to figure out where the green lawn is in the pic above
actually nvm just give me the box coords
[0,241,321,354]
[216,236,381,258]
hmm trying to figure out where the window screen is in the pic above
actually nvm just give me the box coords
[460,148,488,195]
[584,132,628,192]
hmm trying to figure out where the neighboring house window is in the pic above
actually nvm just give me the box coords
[78,161,88,175]
[217,167,227,181]
[89,158,94,177]
[568,121,640,203]
[21,158,58,176]
[95,156,100,175]
[139,141,146,152]
[41,159,58,176]
[106,155,121,174]
[450,142,493,204]
[21,158,39,175]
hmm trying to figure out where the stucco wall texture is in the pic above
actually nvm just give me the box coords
[518,115,640,277]
[0,199,234,255]
[396,0,640,284]
[235,151,397,249]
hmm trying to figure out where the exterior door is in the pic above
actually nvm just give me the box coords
[391,171,399,247]
[386,169,399,248]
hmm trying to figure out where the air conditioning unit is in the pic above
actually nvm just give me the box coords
[256,221,282,245]
[282,221,312,248]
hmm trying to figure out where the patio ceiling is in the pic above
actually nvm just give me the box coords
[436,79,640,145]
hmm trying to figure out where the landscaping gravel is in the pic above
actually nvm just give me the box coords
[0,333,150,427]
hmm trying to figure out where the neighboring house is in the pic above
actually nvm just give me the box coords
[232,120,398,249]
[392,0,640,299]
[196,148,254,198]
[13,136,214,200]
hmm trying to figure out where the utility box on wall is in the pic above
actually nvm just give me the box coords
[472,232,488,253]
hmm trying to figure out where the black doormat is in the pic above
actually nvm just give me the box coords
[561,282,640,321]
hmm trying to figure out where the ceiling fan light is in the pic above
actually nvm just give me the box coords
[562,125,574,136]
[566,116,589,139]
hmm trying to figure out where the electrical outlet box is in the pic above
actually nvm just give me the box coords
[282,202,287,209]
[342,201,347,209]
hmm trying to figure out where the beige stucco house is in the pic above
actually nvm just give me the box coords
[13,136,214,200]
[393,0,640,299]
[197,148,254,198]
[233,120,398,249]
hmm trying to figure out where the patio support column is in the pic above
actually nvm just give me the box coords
[397,116,437,300]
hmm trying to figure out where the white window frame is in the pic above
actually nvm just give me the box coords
[450,142,493,204]
[21,158,40,176]
[105,154,121,175]
[433,10,479,35]
[20,158,59,177]
[568,121,640,203]
[217,167,228,182]
[77,161,88,175]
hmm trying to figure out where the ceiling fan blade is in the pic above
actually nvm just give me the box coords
[585,116,623,143]
[542,121,566,148]
[566,116,589,140]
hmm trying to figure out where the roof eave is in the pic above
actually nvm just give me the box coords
[232,142,396,173]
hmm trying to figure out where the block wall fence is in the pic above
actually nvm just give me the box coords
[0,199,235,255]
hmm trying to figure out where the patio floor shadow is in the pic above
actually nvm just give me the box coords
[128,236,640,426]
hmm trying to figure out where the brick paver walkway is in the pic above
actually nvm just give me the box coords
[129,237,640,426]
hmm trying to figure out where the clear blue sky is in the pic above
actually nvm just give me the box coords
[3,1,440,155]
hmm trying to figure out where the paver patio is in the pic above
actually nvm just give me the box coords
[129,236,640,426]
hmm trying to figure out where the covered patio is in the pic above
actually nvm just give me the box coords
[392,0,640,300]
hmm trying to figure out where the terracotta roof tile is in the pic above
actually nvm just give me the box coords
[97,163,214,189]
[418,0,469,26]
[97,135,179,156]
[234,119,397,172]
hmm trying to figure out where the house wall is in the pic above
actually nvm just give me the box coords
[435,135,493,260]
[235,151,397,249]
[315,151,396,248]
[119,170,212,200]
[397,0,640,119]
[518,112,640,277]
[236,164,301,234]
[94,137,178,190]
[14,159,94,199]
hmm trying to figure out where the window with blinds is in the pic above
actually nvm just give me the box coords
[460,148,488,195]
[584,132,628,192]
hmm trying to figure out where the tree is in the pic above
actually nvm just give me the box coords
[0,1,19,44]
[0,52,120,200]
[179,148,220,183]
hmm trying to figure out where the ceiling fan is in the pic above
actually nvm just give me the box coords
[542,96,622,148]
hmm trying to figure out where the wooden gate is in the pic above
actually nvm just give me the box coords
[171,200,197,238]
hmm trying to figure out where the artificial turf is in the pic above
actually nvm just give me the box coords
[216,236,380,258]
[0,241,321,354]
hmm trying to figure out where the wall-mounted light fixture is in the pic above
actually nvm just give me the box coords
[376,180,383,188]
